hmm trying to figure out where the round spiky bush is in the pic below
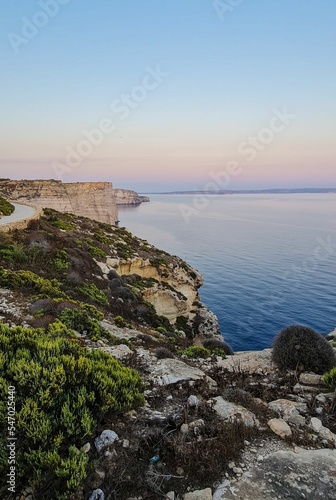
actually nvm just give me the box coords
[202,338,234,355]
[272,324,336,374]
[155,347,174,359]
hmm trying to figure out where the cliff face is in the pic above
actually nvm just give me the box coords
[0,180,118,225]
[113,188,150,205]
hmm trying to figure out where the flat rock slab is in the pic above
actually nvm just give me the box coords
[152,358,216,387]
[299,373,323,386]
[184,488,212,500]
[210,396,260,428]
[219,449,336,499]
[217,349,274,374]
[100,320,137,340]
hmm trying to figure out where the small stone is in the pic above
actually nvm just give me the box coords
[299,373,323,386]
[81,442,91,453]
[188,395,200,408]
[180,424,189,434]
[95,430,119,453]
[310,417,323,433]
[316,394,327,404]
[166,492,175,500]
[288,414,306,427]
[123,439,130,448]
[189,419,205,434]
[268,418,292,439]
[89,489,105,500]
[233,467,243,474]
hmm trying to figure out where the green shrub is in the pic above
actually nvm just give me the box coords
[50,220,76,231]
[52,250,70,272]
[177,346,211,359]
[88,246,106,260]
[202,338,233,356]
[0,243,27,263]
[0,323,143,498]
[0,197,14,216]
[114,315,131,328]
[0,267,65,298]
[272,324,336,374]
[58,308,106,341]
[78,283,109,306]
[323,367,336,390]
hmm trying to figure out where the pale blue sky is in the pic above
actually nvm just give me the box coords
[1,0,335,191]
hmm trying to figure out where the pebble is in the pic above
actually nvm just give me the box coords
[233,467,243,474]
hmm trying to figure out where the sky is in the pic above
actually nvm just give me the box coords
[0,0,335,192]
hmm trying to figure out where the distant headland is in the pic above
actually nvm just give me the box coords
[147,188,336,195]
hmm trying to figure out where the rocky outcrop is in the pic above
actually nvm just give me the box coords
[0,180,118,225]
[101,254,218,329]
[219,448,336,499]
[113,188,149,205]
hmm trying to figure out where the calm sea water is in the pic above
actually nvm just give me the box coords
[118,194,336,351]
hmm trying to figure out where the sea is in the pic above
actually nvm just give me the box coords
[118,194,336,351]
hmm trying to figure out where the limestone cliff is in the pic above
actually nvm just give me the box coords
[113,188,150,205]
[0,180,118,225]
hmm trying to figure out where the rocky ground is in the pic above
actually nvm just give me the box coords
[2,286,335,500]
[1,209,336,500]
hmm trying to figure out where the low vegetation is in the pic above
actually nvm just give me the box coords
[323,367,336,390]
[0,323,144,498]
[272,324,336,374]
[0,197,14,216]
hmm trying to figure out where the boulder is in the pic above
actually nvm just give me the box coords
[268,399,307,421]
[210,397,260,428]
[152,358,216,387]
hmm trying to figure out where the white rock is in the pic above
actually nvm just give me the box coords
[188,395,200,408]
[81,442,91,453]
[299,373,323,386]
[152,358,216,387]
[211,396,260,428]
[310,418,323,433]
[180,424,189,434]
[268,399,307,421]
[95,430,119,452]
[184,487,212,500]
[89,489,105,500]
[268,418,292,439]
[213,480,230,500]
[105,344,132,360]
[319,426,336,445]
